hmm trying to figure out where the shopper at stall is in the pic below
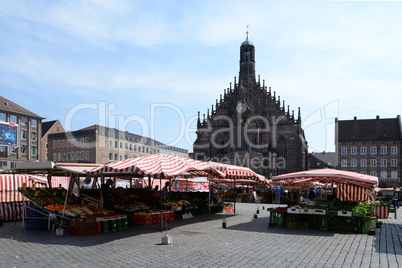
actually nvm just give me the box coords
[275,186,282,204]
[102,179,114,210]
[391,186,399,209]
[151,185,160,206]
[308,187,316,201]
[161,181,170,199]
[287,189,299,206]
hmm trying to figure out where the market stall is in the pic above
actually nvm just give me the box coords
[270,168,380,234]
[12,162,128,235]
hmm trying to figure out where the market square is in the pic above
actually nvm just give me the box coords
[1,203,401,268]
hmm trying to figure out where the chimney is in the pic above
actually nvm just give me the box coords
[376,115,380,120]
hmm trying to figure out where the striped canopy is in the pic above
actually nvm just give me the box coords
[207,162,268,184]
[272,168,378,187]
[86,154,222,179]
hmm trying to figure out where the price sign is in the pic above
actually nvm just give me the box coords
[34,191,39,197]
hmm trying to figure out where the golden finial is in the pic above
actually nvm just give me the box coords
[246,25,249,35]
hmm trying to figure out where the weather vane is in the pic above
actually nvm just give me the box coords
[246,25,249,35]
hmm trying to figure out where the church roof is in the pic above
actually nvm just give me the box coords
[241,36,253,46]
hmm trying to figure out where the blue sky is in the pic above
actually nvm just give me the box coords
[1,0,401,153]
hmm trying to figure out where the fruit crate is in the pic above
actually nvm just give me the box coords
[117,217,128,230]
[295,222,310,229]
[163,211,174,222]
[26,219,48,231]
[69,226,97,236]
[287,222,296,228]
[70,218,96,229]
[132,214,153,226]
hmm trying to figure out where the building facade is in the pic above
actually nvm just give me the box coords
[40,120,65,162]
[0,96,43,170]
[48,125,189,164]
[193,35,308,178]
[335,116,402,187]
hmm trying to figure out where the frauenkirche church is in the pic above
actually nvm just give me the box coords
[193,32,308,178]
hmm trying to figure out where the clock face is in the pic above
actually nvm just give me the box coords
[236,103,247,113]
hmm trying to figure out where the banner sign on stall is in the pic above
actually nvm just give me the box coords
[171,180,209,192]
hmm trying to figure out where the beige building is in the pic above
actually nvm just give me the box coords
[0,96,43,170]
[47,124,189,164]
[40,120,65,162]
[335,116,402,187]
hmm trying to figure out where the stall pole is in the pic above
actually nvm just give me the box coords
[234,178,236,214]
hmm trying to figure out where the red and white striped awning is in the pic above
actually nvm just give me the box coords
[337,183,375,202]
[87,154,222,179]
[0,174,47,203]
[272,168,378,187]
[207,162,268,184]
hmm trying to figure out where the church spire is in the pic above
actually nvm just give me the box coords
[239,26,256,88]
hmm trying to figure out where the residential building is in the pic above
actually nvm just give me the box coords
[193,34,308,178]
[47,124,189,164]
[335,115,402,187]
[0,96,43,170]
[40,120,65,162]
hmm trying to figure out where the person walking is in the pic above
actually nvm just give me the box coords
[275,186,282,204]
[392,186,399,209]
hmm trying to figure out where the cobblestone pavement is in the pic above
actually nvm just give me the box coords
[1,203,401,268]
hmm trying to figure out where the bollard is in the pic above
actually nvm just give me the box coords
[222,219,227,228]
[254,214,258,219]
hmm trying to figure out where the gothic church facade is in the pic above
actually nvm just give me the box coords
[193,35,308,178]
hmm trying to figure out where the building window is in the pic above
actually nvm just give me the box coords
[120,142,123,149]
[391,159,398,167]
[138,146,141,152]
[0,161,7,168]
[21,144,28,154]
[360,159,367,167]
[391,171,398,180]
[380,159,387,167]
[53,153,57,161]
[341,159,347,167]
[80,151,84,160]
[370,147,377,155]
[125,143,128,150]
[58,140,61,148]
[142,147,145,153]
[31,132,37,141]
[21,117,28,126]
[370,159,377,167]
[134,145,137,152]
[146,147,149,153]
[380,146,387,155]
[80,138,84,146]
[62,153,65,161]
[85,151,89,160]
[45,153,48,160]
[380,171,387,180]
[360,147,367,155]
[341,147,347,155]
[361,171,367,175]
[109,140,113,148]
[31,146,37,156]
[129,144,132,151]
[10,115,17,124]
[115,141,118,148]
[62,140,65,148]
[85,137,90,144]
[351,159,357,167]
[351,147,357,155]
[370,171,377,176]
[119,154,123,161]
[71,152,75,161]
[31,119,37,127]
[391,146,398,154]
[0,112,6,122]
[76,152,80,160]
[109,153,113,161]
[66,139,70,147]
[21,130,28,140]
[66,152,70,161]
[125,155,128,160]
[114,154,118,161]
